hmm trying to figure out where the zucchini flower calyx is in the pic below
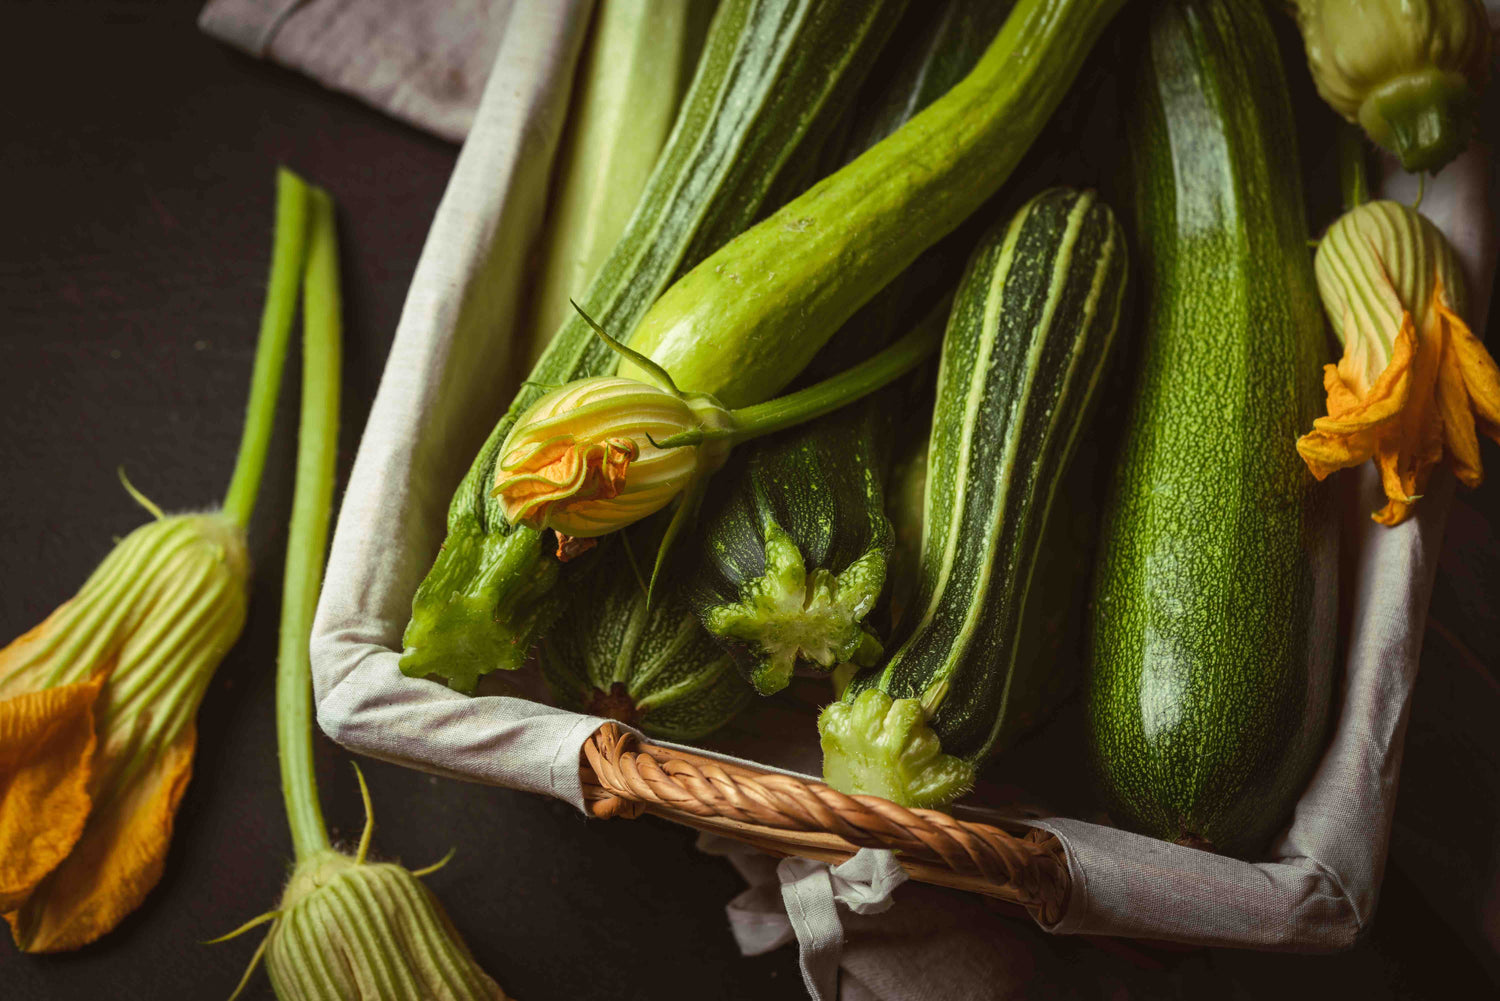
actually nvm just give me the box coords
[1296,200,1500,525]
[1291,0,1491,172]
[492,375,732,539]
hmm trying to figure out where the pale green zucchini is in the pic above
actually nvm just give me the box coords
[619,0,1128,407]
[524,0,715,362]
[820,188,1128,808]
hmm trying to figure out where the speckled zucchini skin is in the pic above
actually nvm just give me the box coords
[1087,0,1339,859]
[844,186,1128,767]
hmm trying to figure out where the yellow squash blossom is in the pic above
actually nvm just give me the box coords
[1297,199,1500,524]
[493,375,732,544]
[0,508,249,952]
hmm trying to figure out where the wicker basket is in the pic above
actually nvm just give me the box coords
[309,4,1498,957]
[578,723,1070,924]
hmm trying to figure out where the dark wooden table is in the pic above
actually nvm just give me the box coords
[3,3,1496,999]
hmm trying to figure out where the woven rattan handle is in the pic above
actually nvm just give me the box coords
[579,723,1070,923]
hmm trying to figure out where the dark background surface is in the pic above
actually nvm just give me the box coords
[2,2,1498,999]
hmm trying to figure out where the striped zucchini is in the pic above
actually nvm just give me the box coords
[401,0,908,692]
[821,188,1128,808]
[688,397,895,696]
[1088,0,1338,858]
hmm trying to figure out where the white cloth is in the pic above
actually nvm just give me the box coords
[275,0,1500,996]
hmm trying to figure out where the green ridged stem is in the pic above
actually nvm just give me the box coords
[223,169,312,530]
[278,185,341,862]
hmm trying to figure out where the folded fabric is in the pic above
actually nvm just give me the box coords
[198,0,522,141]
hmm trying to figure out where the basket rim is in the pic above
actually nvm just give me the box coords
[578,722,1071,923]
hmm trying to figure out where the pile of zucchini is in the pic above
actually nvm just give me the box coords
[402,0,1488,861]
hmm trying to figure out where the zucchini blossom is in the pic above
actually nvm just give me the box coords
[493,375,732,545]
[0,508,249,952]
[1296,199,1500,524]
[0,167,312,951]
[256,829,506,1000]
[1290,0,1491,172]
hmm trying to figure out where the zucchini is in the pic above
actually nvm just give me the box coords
[401,0,909,692]
[820,187,1128,808]
[688,390,896,697]
[540,535,751,741]
[682,0,1013,698]
[620,0,1129,407]
[1088,0,1338,858]
[524,0,714,362]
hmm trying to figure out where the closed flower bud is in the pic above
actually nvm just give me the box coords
[1291,0,1491,172]
[1297,200,1500,524]
[493,376,732,539]
[263,850,506,1001]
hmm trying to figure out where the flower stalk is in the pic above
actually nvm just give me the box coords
[218,183,506,1001]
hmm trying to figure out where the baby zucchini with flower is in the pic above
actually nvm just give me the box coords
[400,0,911,692]
[402,0,1129,693]
[493,308,942,589]
[0,170,310,952]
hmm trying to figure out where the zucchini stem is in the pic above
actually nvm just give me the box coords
[1338,123,1368,213]
[223,169,313,529]
[277,185,342,862]
[656,300,947,449]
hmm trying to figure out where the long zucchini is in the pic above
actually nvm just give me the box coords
[682,0,1014,698]
[619,0,1127,407]
[820,188,1128,808]
[401,0,908,691]
[1088,0,1338,858]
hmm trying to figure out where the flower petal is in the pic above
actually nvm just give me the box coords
[0,676,103,912]
[1436,289,1500,444]
[6,724,195,953]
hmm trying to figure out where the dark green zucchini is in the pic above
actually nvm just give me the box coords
[680,0,1012,699]
[1088,0,1337,858]
[820,188,1128,808]
[400,0,909,692]
[540,537,750,741]
[688,383,895,697]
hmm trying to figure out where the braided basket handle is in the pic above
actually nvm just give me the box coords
[579,723,1070,924]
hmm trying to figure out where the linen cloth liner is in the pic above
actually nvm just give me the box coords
[200,0,1500,995]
